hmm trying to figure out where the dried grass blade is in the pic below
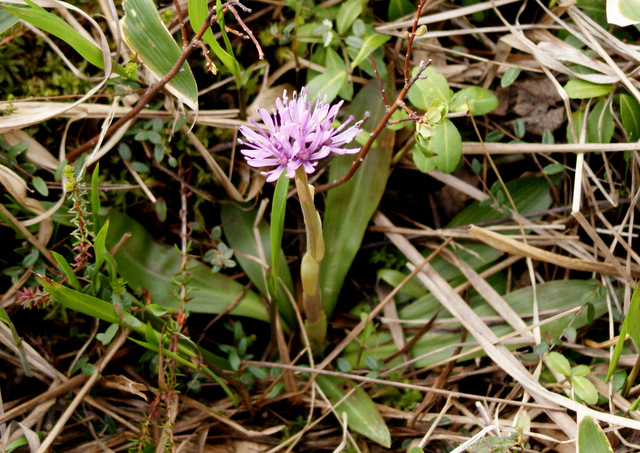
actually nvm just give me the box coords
[469,225,640,278]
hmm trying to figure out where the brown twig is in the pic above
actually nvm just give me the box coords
[315,0,431,193]
[315,59,430,193]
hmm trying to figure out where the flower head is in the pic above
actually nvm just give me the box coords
[238,88,363,182]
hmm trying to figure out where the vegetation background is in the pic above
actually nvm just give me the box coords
[1,0,640,451]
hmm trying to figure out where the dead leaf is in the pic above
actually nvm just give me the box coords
[103,374,148,401]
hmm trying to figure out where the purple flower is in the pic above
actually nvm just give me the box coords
[238,88,363,182]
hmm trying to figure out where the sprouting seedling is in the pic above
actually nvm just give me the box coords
[238,87,363,352]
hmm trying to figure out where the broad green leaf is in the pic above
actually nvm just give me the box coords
[377,269,427,299]
[389,0,417,21]
[344,280,609,369]
[123,0,198,109]
[51,251,80,290]
[336,0,362,35]
[546,351,571,377]
[104,210,270,322]
[577,0,608,26]
[325,47,353,101]
[564,79,614,99]
[578,416,614,453]
[350,33,391,69]
[501,67,521,87]
[450,87,498,115]
[188,0,242,83]
[96,323,119,345]
[0,8,19,34]
[1,1,126,77]
[321,76,395,316]
[572,375,599,404]
[620,0,640,21]
[449,177,552,228]
[413,118,462,174]
[306,70,347,104]
[620,93,640,141]
[316,376,391,447]
[407,66,451,110]
[587,98,614,143]
[220,203,295,326]
[571,364,591,377]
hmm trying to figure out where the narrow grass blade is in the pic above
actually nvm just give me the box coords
[123,0,198,109]
[316,375,391,448]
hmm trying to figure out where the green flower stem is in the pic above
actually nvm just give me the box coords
[295,168,327,351]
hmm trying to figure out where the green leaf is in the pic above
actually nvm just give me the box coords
[350,33,390,69]
[220,204,295,326]
[571,365,591,377]
[620,93,640,141]
[619,0,640,21]
[50,251,81,290]
[345,280,608,369]
[578,416,614,453]
[93,220,109,282]
[91,163,101,233]
[96,323,119,345]
[377,269,427,299]
[413,118,462,174]
[567,110,586,144]
[448,177,552,227]
[0,8,20,34]
[321,76,394,316]
[306,70,348,104]
[389,0,417,21]
[105,210,270,322]
[32,176,48,196]
[542,163,565,175]
[408,66,451,110]
[38,276,120,324]
[1,1,126,77]
[268,174,290,305]
[564,79,614,99]
[587,99,614,144]
[336,0,362,35]
[123,0,198,109]
[572,375,599,404]
[501,67,521,87]
[316,376,391,447]
[546,351,571,377]
[577,0,608,26]
[450,87,498,115]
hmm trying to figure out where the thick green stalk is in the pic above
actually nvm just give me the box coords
[295,168,327,351]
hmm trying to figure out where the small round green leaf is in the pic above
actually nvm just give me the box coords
[572,375,599,405]
[546,351,571,377]
[501,67,521,87]
[450,87,498,115]
[542,163,565,175]
[32,176,49,196]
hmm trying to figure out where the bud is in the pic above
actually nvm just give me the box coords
[403,31,411,40]
[415,25,428,37]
